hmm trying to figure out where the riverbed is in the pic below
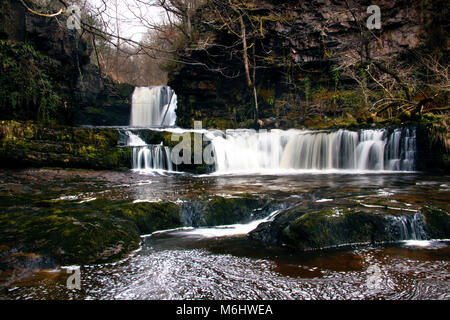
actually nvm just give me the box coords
[0,169,449,300]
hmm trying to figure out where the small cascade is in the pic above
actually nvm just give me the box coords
[389,213,427,241]
[130,86,177,127]
[133,145,173,172]
[384,127,417,171]
[126,131,174,173]
[210,128,417,173]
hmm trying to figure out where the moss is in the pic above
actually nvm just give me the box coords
[118,202,183,235]
[0,121,132,170]
[0,41,62,123]
[252,202,450,251]
[203,195,270,226]
[422,206,450,239]
[0,199,184,266]
[280,207,396,250]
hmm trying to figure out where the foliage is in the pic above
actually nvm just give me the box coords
[0,41,61,122]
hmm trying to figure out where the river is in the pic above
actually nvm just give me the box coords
[0,169,448,300]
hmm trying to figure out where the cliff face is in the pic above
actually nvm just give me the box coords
[168,0,448,129]
[0,0,133,126]
[0,120,132,170]
[0,0,90,67]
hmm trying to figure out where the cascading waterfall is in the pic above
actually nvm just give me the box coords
[126,131,174,172]
[389,213,427,241]
[210,128,417,173]
[124,127,417,174]
[384,127,417,171]
[130,86,177,127]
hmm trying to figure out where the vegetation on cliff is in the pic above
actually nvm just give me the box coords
[166,0,449,130]
[0,120,132,170]
[0,41,62,123]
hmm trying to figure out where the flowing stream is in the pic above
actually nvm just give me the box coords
[0,170,449,300]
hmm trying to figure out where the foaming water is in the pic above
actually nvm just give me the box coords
[126,131,175,173]
[124,127,417,175]
[401,240,449,249]
[156,210,280,239]
[211,128,417,174]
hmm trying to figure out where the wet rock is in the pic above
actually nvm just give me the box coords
[0,199,183,266]
[250,204,450,251]
[202,196,281,227]
[180,195,286,228]
[422,206,450,239]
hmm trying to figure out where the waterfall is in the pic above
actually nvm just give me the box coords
[389,213,427,241]
[210,128,417,174]
[384,127,417,171]
[126,131,174,172]
[124,127,417,174]
[130,86,177,127]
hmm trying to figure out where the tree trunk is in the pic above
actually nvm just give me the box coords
[239,15,252,88]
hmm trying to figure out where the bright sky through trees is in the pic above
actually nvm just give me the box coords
[88,0,165,41]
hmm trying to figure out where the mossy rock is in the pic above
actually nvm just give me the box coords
[0,199,183,266]
[118,202,182,235]
[280,208,392,250]
[0,121,132,170]
[422,206,450,239]
[203,196,272,226]
[251,204,450,251]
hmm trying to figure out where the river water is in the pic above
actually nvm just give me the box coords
[0,169,449,300]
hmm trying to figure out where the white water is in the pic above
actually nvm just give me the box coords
[210,128,417,174]
[126,131,174,173]
[130,86,177,127]
[125,127,417,174]
[156,210,280,239]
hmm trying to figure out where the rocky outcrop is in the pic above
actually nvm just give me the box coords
[0,121,132,170]
[0,194,285,267]
[0,0,90,123]
[0,0,90,69]
[250,203,450,251]
[73,64,134,127]
[416,121,450,173]
[0,200,183,266]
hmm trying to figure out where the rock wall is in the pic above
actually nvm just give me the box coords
[0,0,133,126]
[168,0,448,129]
[0,120,132,170]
